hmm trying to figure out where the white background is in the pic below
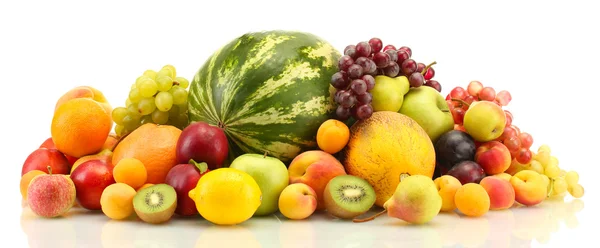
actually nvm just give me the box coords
[1,0,598,247]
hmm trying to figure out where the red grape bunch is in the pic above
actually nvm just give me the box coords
[331,38,440,121]
[446,81,534,164]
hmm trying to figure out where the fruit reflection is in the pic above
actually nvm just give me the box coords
[195,225,260,248]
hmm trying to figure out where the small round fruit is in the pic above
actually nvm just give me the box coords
[454,183,490,217]
[434,175,462,212]
[136,183,154,192]
[188,168,262,225]
[317,119,350,154]
[113,158,148,189]
[278,183,317,220]
[133,184,178,224]
[100,183,137,220]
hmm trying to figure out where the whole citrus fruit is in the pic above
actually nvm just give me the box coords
[188,168,261,225]
[51,98,112,158]
[342,111,436,207]
[112,123,181,184]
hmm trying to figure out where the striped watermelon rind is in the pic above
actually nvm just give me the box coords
[188,30,341,165]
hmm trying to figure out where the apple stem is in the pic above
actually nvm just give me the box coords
[421,61,437,75]
[263,151,269,158]
[353,209,387,223]
[47,165,53,175]
[450,98,470,108]
[189,159,209,174]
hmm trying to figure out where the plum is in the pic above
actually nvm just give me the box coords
[434,130,476,174]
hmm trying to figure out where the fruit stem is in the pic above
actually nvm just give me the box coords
[189,159,209,174]
[353,209,387,223]
[263,151,269,158]
[421,61,437,75]
[450,98,470,107]
[47,165,52,175]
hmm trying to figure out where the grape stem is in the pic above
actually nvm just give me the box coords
[421,61,437,75]
[353,209,387,223]
[450,98,470,108]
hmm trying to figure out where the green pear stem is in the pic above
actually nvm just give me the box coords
[189,159,208,174]
[47,166,53,175]
[421,61,437,75]
[353,209,387,223]
[450,98,470,108]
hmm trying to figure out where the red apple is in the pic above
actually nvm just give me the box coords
[39,137,79,166]
[176,121,228,170]
[475,141,512,175]
[70,159,115,210]
[22,148,71,176]
[165,160,210,216]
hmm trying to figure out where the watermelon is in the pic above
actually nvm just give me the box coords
[188,30,341,164]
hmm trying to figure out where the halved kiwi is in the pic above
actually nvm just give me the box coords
[323,175,376,219]
[133,184,177,224]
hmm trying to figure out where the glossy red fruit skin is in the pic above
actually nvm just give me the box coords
[70,160,115,210]
[165,161,210,216]
[176,121,229,170]
[39,137,79,166]
[22,148,71,176]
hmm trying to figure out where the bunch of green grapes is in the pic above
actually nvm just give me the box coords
[531,144,584,198]
[111,65,190,137]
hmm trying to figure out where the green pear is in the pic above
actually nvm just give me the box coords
[399,86,454,143]
[371,75,410,112]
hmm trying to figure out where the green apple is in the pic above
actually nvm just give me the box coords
[399,86,454,143]
[371,75,410,112]
[229,153,289,216]
[463,101,506,142]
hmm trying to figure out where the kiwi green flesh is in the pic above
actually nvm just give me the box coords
[133,184,177,224]
[325,175,376,219]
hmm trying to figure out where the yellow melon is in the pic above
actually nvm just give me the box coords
[341,111,436,207]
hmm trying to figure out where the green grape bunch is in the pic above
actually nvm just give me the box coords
[111,65,190,137]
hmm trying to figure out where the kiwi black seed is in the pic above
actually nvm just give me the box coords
[133,184,177,224]
[323,175,376,219]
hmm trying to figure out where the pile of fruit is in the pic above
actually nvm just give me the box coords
[19,31,584,227]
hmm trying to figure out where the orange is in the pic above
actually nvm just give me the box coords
[51,98,112,158]
[342,111,436,207]
[112,123,181,184]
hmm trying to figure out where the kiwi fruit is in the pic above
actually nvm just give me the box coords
[323,175,376,219]
[133,184,177,224]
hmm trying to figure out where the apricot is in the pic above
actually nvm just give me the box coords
[137,183,154,192]
[316,119,350,154]
[510,170,546,206]
[20,170,46,200]
[278,183,317,220]
[113,158,147,189]
[100,183,137,220]
[454,183,490,217]
[434,175,462,212]
[480,176,515,210]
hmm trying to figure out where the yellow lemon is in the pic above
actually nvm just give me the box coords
[188,168,262,225]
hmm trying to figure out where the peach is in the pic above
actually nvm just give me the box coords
[434,175,462,212]
[316,119,350,154]
[493,173,512,182]
[480,176,515,210]
[27,166,76,218]
[288,150,346,210]
[278,183,317,220]
[510,170,547,206]
[55,85,112,115]
[454,183,490,217]
[20,170,46,200]
[39,137,79,166]
[21,148,71,176]
[474,141,511,175]
[504,158,528,176]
